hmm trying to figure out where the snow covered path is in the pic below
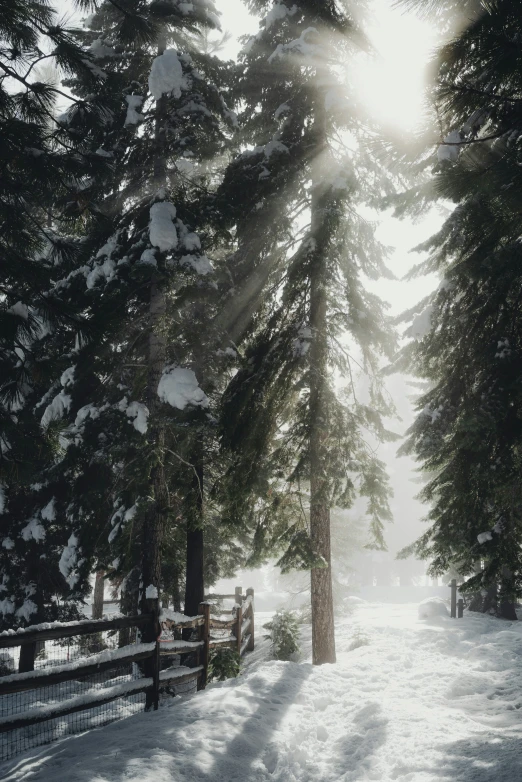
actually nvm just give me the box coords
[3,601,522,782]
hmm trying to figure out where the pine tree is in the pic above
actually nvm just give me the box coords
[0,0,115,636]
[392,0,522,614]
[30,0,238,651]
[217,0,396,664]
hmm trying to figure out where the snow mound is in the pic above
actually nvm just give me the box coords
[418,597,449,619]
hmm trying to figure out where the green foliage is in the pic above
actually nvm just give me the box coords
[391,0,522,601]
[216,0,396,575]
[0,0,110,630]
[276,530,326,574]
[208,648,241,682]
[264,609,301,661]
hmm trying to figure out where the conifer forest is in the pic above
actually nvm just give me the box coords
[2,1,522,779]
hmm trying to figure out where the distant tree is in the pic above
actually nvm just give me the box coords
[393,0,522,617]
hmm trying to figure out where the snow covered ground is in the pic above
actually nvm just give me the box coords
[3,600,522,782]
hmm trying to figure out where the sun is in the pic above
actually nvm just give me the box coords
[353,0,439,131]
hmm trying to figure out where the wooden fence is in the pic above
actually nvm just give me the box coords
[449,579,464,618]
[0,587,254,756]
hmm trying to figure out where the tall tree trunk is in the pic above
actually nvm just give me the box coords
[183,451,204,642]
[468,560,484,613]
[92,570,105,619]
[19,561,45,672]
[482,583,497,614]
[141,266,168,617]
[119,567,140,647]
[141,38,170,705]
[185,526,204,617]
[499,565,517,620]
[309,82,336,666]
[172,571,182,613]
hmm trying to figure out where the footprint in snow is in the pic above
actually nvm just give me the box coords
[262,745,278,774]
[316,724,329,742]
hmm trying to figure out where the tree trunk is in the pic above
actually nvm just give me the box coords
[119,567,140,647]
[498,597,517,620]
[482,583,497,614]
[92,570,105,619]
[172,571,182,613]
[467,560,484,612]
[499,566,517,620]
[183,453,204,640]
[141,39,170,710]
[19,643,36,673]
[309,79,335,666]
[185,527,204,617]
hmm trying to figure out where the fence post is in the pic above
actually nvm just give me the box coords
[144,603,160,711]
[246,587,255,651]
[198,602,210,691]
[235,599,243,657]
[235,585,242,606]
[450,578,457,618]
[18,642,36,673]
[457,598,464,619]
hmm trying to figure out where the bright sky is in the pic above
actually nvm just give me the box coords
[221,0,439,132]
[359,1,439,132]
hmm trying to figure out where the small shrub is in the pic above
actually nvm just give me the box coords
[347,629,370,651]
[208,648,241,682]
[294,604,312,625]
[264,609,301,661]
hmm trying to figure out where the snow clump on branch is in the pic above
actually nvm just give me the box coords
[148,49,187,100]
[157,367,208,410]
[149,202,178,252]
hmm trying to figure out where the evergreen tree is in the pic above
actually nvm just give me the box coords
[217,0,396,664]
[393,0,522,615]
[0,0,114,638]
[5,0,237,647]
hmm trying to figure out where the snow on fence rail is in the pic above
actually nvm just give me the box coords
[0,587,255,762]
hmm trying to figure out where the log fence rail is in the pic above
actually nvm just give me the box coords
[0,586,254,761]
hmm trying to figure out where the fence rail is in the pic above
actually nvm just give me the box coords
[0,614,153,650]
[0,586,254,762]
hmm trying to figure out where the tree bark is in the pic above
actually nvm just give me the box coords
[19,643,36,673]
[183,452,204,641]
[119,567,140,647]
[92,570,105,619]
[467,560,484,612]
[498,597,517,620]
[172,570,182,613]
[141,39,170,709]
[482,583,497,614]
[499,566,517,620]
[185,526,204,617]
[309,78,336,666]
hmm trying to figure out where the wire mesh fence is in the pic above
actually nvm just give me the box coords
[1,626,138,675]
[0,627,145,763]
[0,591,254,764]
